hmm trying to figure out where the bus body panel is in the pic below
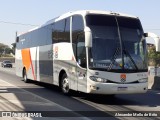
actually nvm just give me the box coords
[16,47,36,81]
[53,43,75,87]
[15,49,22,77]
[39,45,53,84]
[16,45,54,83]
[52,43,87,92]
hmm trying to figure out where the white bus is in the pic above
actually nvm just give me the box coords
[15,10,158,95]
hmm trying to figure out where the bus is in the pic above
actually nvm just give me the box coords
[15,10,159,95]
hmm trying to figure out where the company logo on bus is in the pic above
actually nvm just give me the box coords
[55,46,58,58]
[120,74,126,83]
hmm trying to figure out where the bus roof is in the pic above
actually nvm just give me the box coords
[18,10,138,36]
[45,10,138,25]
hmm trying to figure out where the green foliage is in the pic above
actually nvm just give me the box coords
[148,46,160,66]
[148,46,160,59]
[0,43,14,57]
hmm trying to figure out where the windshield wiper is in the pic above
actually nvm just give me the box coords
[108,47,139,71]
[107,47,120,71]
[123,49,139,71]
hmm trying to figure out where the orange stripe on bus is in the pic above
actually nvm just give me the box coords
[21,49,36,80]
[21,49,31,72]
[29,50,36,80]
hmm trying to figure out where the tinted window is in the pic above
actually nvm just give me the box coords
[45,25,52,45]
[64,18,70,42]
[52,24,57,42]
[65,18,70,31]
[86,14,147,72]
[17,26,53,49]
[117,17,142,29]
[77,33,86,68]
[86,14,117,27]
[72,15,84,31]
[52,18,70,43]
[72,15,84,59]
[72,15,84,44]
[55,19,65,31]
[55,19,65,42]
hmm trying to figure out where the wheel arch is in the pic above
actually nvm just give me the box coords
[22,66,26,78]
[58,69,67,87]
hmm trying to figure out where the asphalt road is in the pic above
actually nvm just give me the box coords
[0,65,160,120]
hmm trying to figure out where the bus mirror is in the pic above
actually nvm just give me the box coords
[145,32,160,52]
[84,27,92,47]
[144,33,148,37]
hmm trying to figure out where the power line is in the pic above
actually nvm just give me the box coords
[0,20,39,26]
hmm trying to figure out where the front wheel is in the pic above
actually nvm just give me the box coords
[61,73,70,95]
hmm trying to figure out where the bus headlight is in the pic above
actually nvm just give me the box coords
[89,76,108,83]
[138,78,148,83]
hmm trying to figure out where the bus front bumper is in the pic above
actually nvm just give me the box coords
[88,82,148,95]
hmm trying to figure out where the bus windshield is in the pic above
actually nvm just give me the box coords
[86,14,147,72]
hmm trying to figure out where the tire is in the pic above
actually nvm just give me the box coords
[61,73,70,95]
[23,69,29,83]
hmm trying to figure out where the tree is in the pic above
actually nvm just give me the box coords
[148,46,160,66]
[0,43,13,57]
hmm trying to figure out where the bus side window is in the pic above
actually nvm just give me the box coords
[52,24,56,43]
[53,20,65,43]
[72,15,84,63]
[64,18,70,42]
[52,18,70,43]
[72,15,84,44]
[77,34,86,68]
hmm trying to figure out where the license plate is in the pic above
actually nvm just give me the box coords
[117,87,128,91]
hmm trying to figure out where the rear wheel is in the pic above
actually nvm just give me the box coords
[61,73,70,95]
[23,69,29,83]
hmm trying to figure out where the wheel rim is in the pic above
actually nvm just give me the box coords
[62,78,69,93]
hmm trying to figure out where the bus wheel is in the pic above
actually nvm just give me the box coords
[61,73,70,95]
[23,69,29,83]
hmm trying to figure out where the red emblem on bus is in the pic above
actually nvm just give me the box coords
[120,74,126,83]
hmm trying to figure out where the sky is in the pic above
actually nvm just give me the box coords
[0,0,160,47]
